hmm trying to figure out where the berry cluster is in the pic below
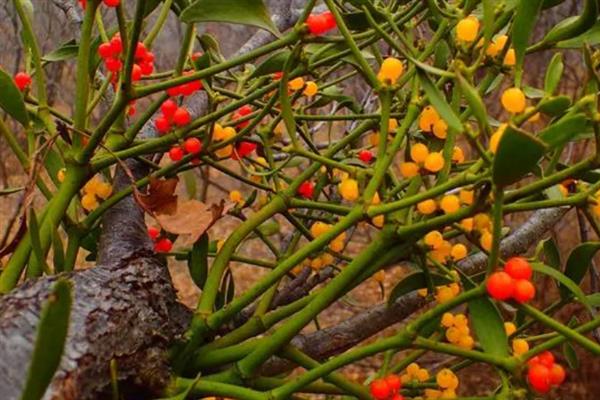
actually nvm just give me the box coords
[232,105,253,129]
[166,70,203,97]
[168,137,202,162]
[527,351,566,393]
[155,99,192,135]
[81,177,112,211]
[378,57,404,85]
[14,72,32,91]
[400,362,430,384]
[148,226,173,253]
[423,230,468,263]
[483,35,516,66]
[369,374,403,400]
[424,368,460,399]
[310,221,346,252]
[98,34,155,80]
[212,123,237,158]
[442,313,475,349]
[306,11,336,35]
[419,106,448,139]
[486,257,536,303]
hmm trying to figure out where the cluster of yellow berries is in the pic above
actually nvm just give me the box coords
[416,189,473,216]
[456,15,517,69]
[417,281,461,304]
[338,177,359,201]
[81,177,112,211]
[483,35,516,66]
[426,369,460,399]
[419,106,448,139]
[442,312,475,349]
[504,322,530,356]
[378,57,404,85]
[212,123,237,158]
[424,230,468,263]
[310,221,346,252]
[288,77,319,97]
[400,362,430,384]
[400,145,465,178]
[303,252,335,271]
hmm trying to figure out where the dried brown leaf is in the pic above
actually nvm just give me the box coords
[139,177,179,215]
[156,199,229,243]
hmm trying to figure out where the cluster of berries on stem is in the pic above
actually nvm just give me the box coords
[148,227,172,253]
[486,257,536,303]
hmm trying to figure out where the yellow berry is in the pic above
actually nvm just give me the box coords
[215,144,234,158]
[425,230,444,249]
[310,257,323,270]
[452,146,465,164]
[461,218,474,232]
[456,17,479,42]
[339,178,360,201]
[454,313,468,327]
[96,182,112,200]
[83,177,101,194]
[372,214,384,228]
[459,189,474,205]
[441,312,455,328]
[229,190,243,204]
[416,368,430,382]
[424,152,445,173]
[417,199,438,215]
[433,119,448,139]
[368,132,380,147]
[388,118,398,132]
[446,327,461,343]
[81,193,99,211]
[419,106,440,132]
[303,81,318,97]
[407,362,421,376]
[436,286,455,303]
[504,322,517,336]
[503,48,516,66]
[321,253,334,265]
[489,123,507,154]
[474,213,491,231]
[417,288,429,297]
[441,389,457,399]
[480,230,493,251]
[512,338,530,355]
[425,389,443,399]
[526,106,541,122]
[400,162,420,178]
[449,282,461,296]
[440,195,460,214]
[450,243,468,260]
[436,368,458,389]
[501,88,526,114]
[458,335,475,349]
[330,238,344,252]
[57,168,66,183]
[378,57,404,84]
[288,77,305,91]
[411,143,430,163]
[311,221,332,237]
[487,35,509,57]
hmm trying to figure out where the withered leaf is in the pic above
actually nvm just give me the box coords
[138,177,179,215]
[156,199,229,243]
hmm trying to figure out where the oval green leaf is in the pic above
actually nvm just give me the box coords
[188,233,209,288]
[531,262,593,312]
[250,50,290,79]
[457,73,490,134]
[544,53,564,95]
[562,242,600,299]
[538,95,571,116]
[492,124,546,186]
[20,279,72,400]
[468,297,510,357]
[388,271,452,305]
[538,113,588,148]
[180,0,279,36]
[512,0,544,84]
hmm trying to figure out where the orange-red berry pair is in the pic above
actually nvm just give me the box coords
[370,374,403,400]
[306,11,336,35]
[155,99,192,134]
[148,227,172,253]
[486,257,535,303]
[168,138,202,162]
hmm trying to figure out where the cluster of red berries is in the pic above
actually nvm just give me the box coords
[166,71,203,97]
[168,137,202,162]
[232,105,253,129]
[78,0,119,9]
[527,351,566,393]
[14,72,32,91]
[370,374,403,400]
[486,257,536,303]
[298,181,315,199]
[155,99,192,134]
[306,11,337,35]
[148,227,173,253]
[98,33,155,81]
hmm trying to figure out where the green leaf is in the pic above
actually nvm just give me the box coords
[52,232,65,273]
[43,40,78,62]
[482,0,495,42]
[512,0,544,84]
[256,219,281,237]
[20,279,72,400]
[531,262,592,311]
[492,124,546,186]
[557,20,600,48]
[538,95,571,116]
[188,234,209,288]
[250,50,290,79]
[538,113,587,148]
[29,210,48,274]
[539,0,598,46]
[307,86,362,113]
[544,53,564,95]
[468,297,509,357]
[143,0,165,16]
[182,170,197,199]
[388,271,452,305]
[417,70,462,132]
[180,0,279,36]
[562,242,600,299]
[457,73,490,134]
[542,238,561,269]
[563,342,580,369]
[433,40,450,69]
[587,293,600,307]
[0,67,30,127]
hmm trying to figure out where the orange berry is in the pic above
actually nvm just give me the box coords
[339,178,359,201]
[450,243,468,260]
[410,143,429,163]
[400,162,420,178]
[424,230,444,249]
[433,119,448,139]
[512,338,530,355]
[419,106,440,132]
[486,271,515,301]
[303,81,318,96]
[501,88,526,114]
[452,146,465,163]
[513,279,536,303]
[503,48,516,66]
[417,199,437,215]
[378,57,404,84]
[456,17,479,42]
[440,195,460,214]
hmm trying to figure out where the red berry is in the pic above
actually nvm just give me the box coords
[161,99,178,119]
[486,271,515,301]
[134,42,148,60]
[127,104,136,116]
[273,71,283,80]
[184,137,202,154]
[513,279,535,303]
[154,238,173,253]
[358,150,374,163]
[155,116,171,134]
[191,52,203,61]
[537,351,555,368]
[370,379,391,400]
[549,364,566,386]
[385,374,402,393]
[232,141,257,159]
[103,0,120,6]
[237,105,253,116]
[78,0,87,9]
[298,181,315,199]
[180,82,197,97]
[322,11,336,30]
[131,64,143,81]
[14,72,32,91]
[527,356,540,368]
[169,146,184,161]
[173,107,191,126]
[391,395,404,400]
[167,85,182,97]
[98,42,114,58]
[144,52,155,63]
[504,257,533,280]
[147,227,160,240]
[110,35,123,54]
[307,14,329,35]
[105,57,122,73]
[528,364,551,393]
[139,61,154,76]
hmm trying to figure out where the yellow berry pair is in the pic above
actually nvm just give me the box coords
[442,312,475,350]
[81,177,112,211]
[213,123,237,158]
[484,35,516,66]
[401,362,430,384]
[401,143,445,175]
[419,106,447,139]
